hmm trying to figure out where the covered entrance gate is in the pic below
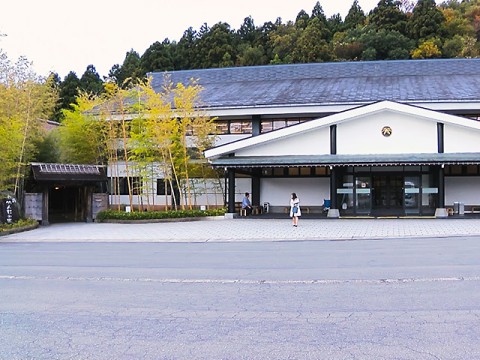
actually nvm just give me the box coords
[27,163,108,225]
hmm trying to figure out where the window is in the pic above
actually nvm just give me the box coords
[229,121,252,134]
[157,179,172,195]
[215,121,229,134]
[109,177,142,195]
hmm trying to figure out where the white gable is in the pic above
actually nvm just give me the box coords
[204,101,480,159]
[337,110,438,155]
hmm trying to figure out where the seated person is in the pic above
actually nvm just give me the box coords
[242,192,253,215]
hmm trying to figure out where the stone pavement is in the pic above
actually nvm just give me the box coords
[2,217,480,242]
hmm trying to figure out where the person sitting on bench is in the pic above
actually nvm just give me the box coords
[242,192,253,215]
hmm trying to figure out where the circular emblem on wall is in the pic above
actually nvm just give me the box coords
[381,126,392,137]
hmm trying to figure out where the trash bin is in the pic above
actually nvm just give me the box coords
[263,202,270,214]
[459,202,465,215]
[454,202,459,214]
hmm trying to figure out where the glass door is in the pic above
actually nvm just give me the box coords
[355,176,371,215]
[372,174,404,216]
[404,176,420,214]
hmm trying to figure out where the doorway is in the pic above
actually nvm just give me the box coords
[49,186,83,222]
[371,175,404,216]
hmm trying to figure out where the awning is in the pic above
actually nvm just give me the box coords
[209,153,480,168]
[31,163,107,182]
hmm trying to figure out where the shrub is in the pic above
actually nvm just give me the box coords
[95,208,226,222]
[0,218,38,233]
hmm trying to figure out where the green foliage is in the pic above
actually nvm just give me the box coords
[58,71,80,117]
[95,208,226,221]
[344,0,366,30]
[407,0,446,42]
[79,65,104,95]
[368,0,408,34]
[108,50,143,87]
[0,51,58,194]
[360,29,414,60]
[0,218,38,233]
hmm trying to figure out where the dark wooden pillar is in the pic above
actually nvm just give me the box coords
[330,125,337,155]
[252,172,261,207]
[227,169,236,213]
[85,186,93,223]
[437,123,444,153]
[330,167,337,210]
[41,186,49,226]
[252,115,261,136]
[438,166,445,208]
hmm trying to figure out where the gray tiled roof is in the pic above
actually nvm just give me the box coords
[209,153,480,168]
[149,59,480,108]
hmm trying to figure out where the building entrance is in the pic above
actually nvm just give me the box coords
[336,166,439,217]
[371,175,404,216]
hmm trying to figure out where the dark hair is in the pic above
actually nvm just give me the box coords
[245,192,249,196]
[291,192,297,199]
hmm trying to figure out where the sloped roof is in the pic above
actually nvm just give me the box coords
[209,153,480,168]
[150,59,480,109]
[31,163,107,182]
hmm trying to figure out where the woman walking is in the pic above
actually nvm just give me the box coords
[290,192,301,227]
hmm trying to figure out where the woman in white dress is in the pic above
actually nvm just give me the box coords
[290,192,301,227]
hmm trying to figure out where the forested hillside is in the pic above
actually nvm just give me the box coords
[53,0,480,121]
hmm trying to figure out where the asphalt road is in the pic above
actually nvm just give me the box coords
[1,237,480,359]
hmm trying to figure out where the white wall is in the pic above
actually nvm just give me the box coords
[236,128,330,156]
[260,178,330,206]
[444,124,480,152]
[337,111,438,154]
[445,177,480,205]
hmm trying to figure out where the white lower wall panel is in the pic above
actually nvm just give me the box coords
[260,178,330,206]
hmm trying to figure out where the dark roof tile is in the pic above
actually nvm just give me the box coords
[149,59,480,108]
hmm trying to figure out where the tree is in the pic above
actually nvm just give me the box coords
[58,71,80,116]
[176,27,198,70]
[368,0,408,35]
[0,51,57,197]
[58,92,109,164]
[195,22,237,68]
[310,1,332,40]
[344,0,366,30]
[411,38,443,58]
[107,50,142,87]
[407,0,446,42]
[79,65,104,95]
[237,45,267,66]
[293,17,332,63]
[268,21,299,64]
[237,16,259,44]
[140,39,176,73]
[295,10,310,30]
[360,28,414,60]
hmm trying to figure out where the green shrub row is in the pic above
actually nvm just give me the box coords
[0,218,38,233]
[96,208,226,221]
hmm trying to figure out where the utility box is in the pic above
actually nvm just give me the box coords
[263,202,270,214]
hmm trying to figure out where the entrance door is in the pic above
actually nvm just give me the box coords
[371,175,404,216]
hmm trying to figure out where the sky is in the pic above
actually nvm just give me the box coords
[1,0,391,79]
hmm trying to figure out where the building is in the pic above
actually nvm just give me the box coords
[147,58,480,217]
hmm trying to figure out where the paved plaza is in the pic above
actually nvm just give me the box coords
[2,217,480,242]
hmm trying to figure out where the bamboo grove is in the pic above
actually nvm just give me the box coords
[58,78,219,212]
